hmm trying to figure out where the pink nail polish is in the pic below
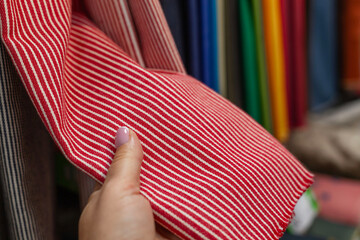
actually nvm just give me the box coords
[115,127,129,148]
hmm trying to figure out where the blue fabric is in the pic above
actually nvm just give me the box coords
[308,0,338,111]
[199,0,219,92]
[185,0,202,80]
[209,0,219,92]
[160,0,187,67]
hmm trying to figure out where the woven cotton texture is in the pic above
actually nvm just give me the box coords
[0,0,313,239]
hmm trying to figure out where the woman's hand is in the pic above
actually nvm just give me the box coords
[78,127,179,240]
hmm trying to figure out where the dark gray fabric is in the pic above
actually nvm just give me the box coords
[225,0,243,107]
[77,170,95,210]
[0,176,10,240]
[0,42,55,239]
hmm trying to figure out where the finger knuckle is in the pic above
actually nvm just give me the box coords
[102,179,140,196]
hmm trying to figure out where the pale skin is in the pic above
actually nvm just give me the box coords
[78,130,180,240]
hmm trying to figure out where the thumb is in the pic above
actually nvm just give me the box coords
[104,127,144,190]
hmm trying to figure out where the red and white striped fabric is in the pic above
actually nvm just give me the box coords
[0,0,313,239]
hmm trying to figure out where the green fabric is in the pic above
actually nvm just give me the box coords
[252,0,272,132]
[305,188,319,210]
[239,0,261,123]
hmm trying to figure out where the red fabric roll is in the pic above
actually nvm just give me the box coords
[281,0,307,128]
[292,0,307,127]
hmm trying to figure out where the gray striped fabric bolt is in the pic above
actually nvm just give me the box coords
[0,42,55,240]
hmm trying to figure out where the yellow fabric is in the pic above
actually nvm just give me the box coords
[262,0,289,141]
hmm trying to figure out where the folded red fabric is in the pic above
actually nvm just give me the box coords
[0,0,313,239]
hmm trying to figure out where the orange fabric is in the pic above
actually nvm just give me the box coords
[262,0,289,141]
[342,0,360,93]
